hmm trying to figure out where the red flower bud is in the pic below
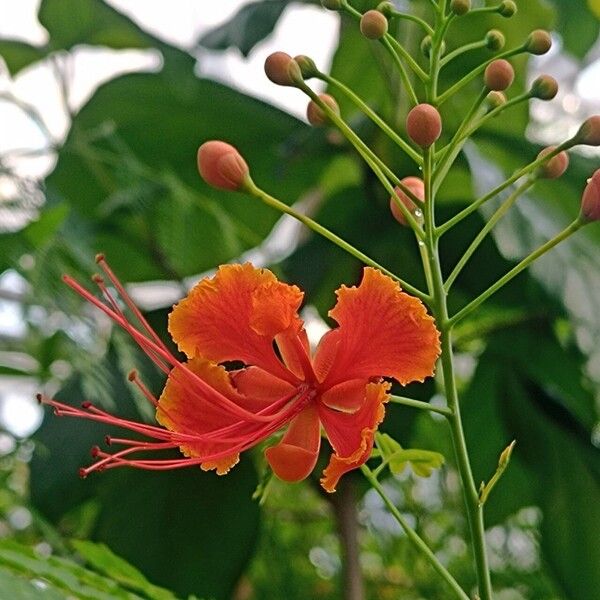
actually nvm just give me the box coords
[576,115,600,146]
[264,52,302,86]
[197,141,250,191]
[484,59,515,91]
[485,29,505,51]
[376,2,394,18]
[537,146,569,179]
[389,177,425,226]
[530,75,558,100]
[450,0,471,16]
[360,10,388,39]
[526,30,552,55]
[581,169,600,222]
[498,0,517,17]
[406,104,442,148]
[485,91,507,110]
[307,94,340,126]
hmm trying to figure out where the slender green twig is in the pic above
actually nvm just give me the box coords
[361,466,470,600]
[388,9,434,35]
[449,219,585,326]
[389,395,452,416]
[440,39,489,68]
[444,178,536,291]
[381,37,421,106]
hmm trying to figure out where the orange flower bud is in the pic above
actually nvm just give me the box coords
[581,169,600,221]
[264,52,302,86]
[526,30,552,55]
[485,91,507,110]
[406,104,442,148]
[307,94,340,126]
[537,146,569,179]
[360,10,388,39]
[376,2,394,18]
[575,115,600,146]
[498,1,517,17]
[197,141,250,191]
[450,0,471,16]
[485,29,505,51]
[484,59,515,91]
[294,55,319,79]
[530,75,558,100]
[389,177,425,226]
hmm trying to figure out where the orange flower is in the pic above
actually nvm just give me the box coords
[41,259,440,492]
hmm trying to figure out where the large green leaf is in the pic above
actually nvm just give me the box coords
[0,40,47,76]
[551,0,600,58]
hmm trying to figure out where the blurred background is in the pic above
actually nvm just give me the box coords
[0,1,599,599]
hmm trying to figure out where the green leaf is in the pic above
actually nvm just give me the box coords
[551,0,600,58]
[0,566,69,600]
[0,40,47,76]
[38,0,153,51]
[199,0,288,57]
[375,433,445,477]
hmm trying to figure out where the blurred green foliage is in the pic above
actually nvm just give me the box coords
[1,0,599,599]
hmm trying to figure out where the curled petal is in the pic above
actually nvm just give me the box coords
[169,264,303,382]
[265,405,321,482]
[320,379,368,413]
[230,366,296,400]
[315,268,440,386]
[320,381,389,493]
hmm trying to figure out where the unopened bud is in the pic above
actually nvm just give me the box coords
[498,0,517,17]
[450,0,471,16]
[390,177,425,226]
[321,0,342,9]
[197,141,250,192]
[526,30,552,55]
[360,10,388,39]
[421,36,445,58]
[294,55,319,79]
[484,59,515,91]
[485,29,505,51]
[377,1,394,18]
[264,52,303,86]
[537,146,569,179]
[486,91,507,110]
[307,94,340,126]
[575,115,600,146]
[530,75,558,100]
[581,169,600,221]
[407,104,442,147]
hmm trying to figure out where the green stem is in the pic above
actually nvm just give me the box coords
[437,140,574,236]
[389,9,434,35]
[361,466,470,600]
[444,178,536,291]
[381,37,421,106]
[246,181,429,302]
[440,39,488,68]
[449,219,584,326]
[389,395,452,416]
[322,73,421,162]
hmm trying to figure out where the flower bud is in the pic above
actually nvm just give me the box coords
[575,115,600,146]
[537,146,569,179]
[406,104,442,147]
[581,169,600,221]
[360,10,388,39]
[389,177,425,226]
[321,0,342,9]
[498,0,517,17]
[485,29,506,51]
[264,52,303,87]
[376,1,394,18]
[306,94,340,126]
[525,30,552,55]
[450,0,471,16]
[484,59,515,91]
[421,36,445,58]
[485,91,507,110]
[294,55,319,79]
[197,141,250,192]
[530,75,558,100]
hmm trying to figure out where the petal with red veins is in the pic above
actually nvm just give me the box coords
[319,381,390,492]
[168,263,303,382]
[315,268,440,386]
[265,405,321,482]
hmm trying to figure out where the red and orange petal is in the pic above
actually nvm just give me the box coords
[314,268,440,387]
[265,405,321,482]
[168,263,303,382]
[320,381,390,493]
[157,357,273,471]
